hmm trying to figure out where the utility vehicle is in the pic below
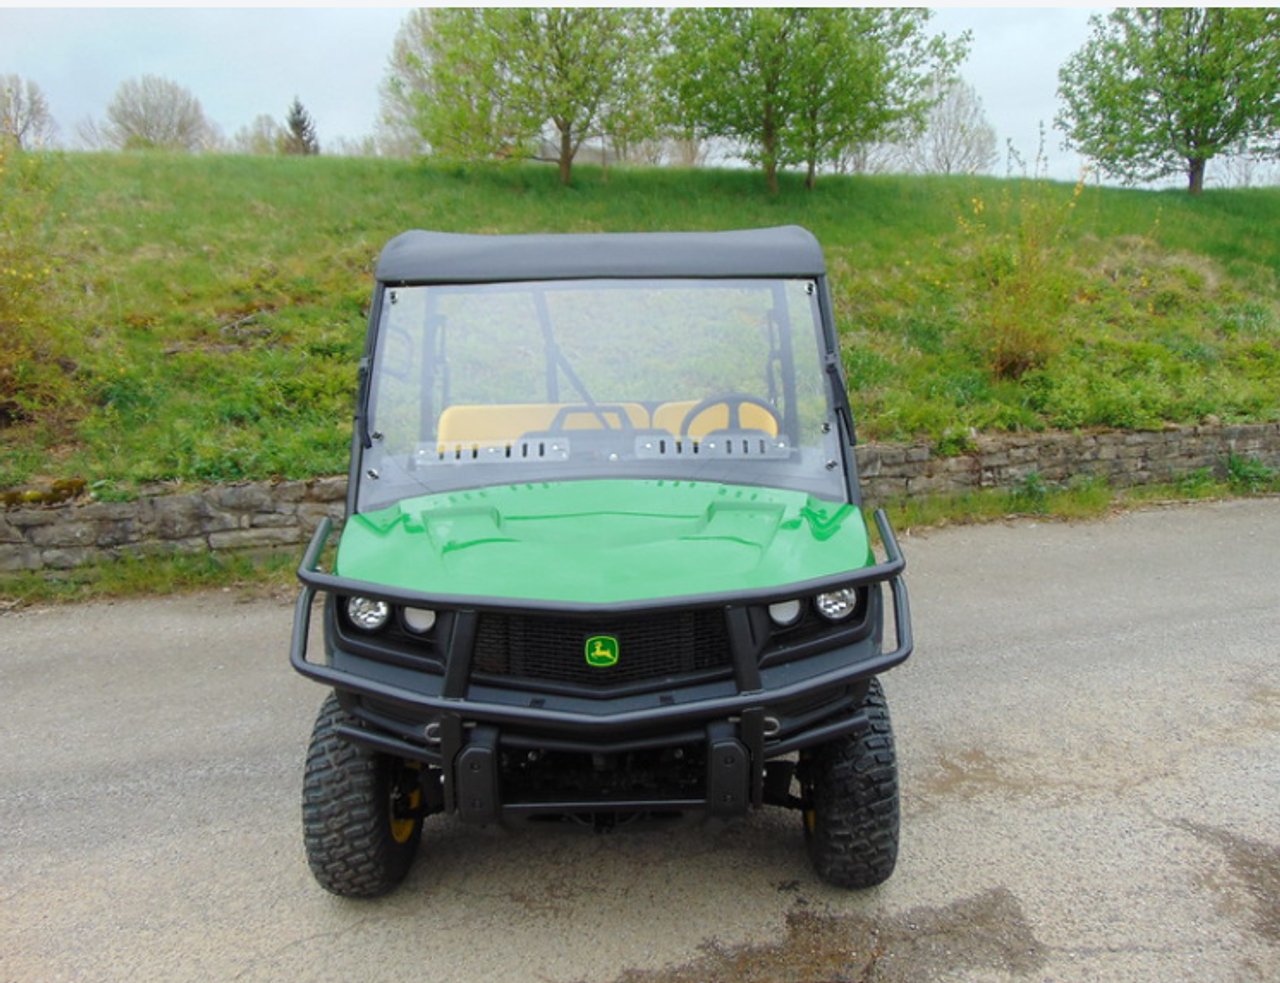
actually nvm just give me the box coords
[290,226,912,897]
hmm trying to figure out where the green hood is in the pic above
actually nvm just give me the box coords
[336,480,871,605]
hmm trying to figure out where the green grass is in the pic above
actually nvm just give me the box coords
[0,548,298,607]
[4,152,1280,491]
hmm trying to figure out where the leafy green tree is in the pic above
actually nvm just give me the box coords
[665,8,965,191]
[664,9,795,192]
[380,10,499,161]
[789,9,967,189]
[1057,8,1280,194]
[593,8,666,169]
[283,97,319,156]
[378,8,436,157]
[382,8,661,184]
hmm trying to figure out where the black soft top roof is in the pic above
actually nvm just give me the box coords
[374,226,825,285]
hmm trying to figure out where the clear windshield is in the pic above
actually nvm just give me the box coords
[357,278,846,512]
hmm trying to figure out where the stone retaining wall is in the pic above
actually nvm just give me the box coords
[855,422,1280,502]
[3,423,1279,576]
[0,477,348,574]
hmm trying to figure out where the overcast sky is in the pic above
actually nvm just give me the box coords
[2,5,1105,181]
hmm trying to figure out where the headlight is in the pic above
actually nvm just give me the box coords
[767,599,803,626]
[402,607,437,634]
[347,596,391,632]
[814,588,859,621]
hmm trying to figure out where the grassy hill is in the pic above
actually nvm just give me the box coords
[4,151,1279,496]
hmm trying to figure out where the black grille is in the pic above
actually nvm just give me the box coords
[472,609,732,690]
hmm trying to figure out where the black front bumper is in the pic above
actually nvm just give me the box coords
[290,510,912,822]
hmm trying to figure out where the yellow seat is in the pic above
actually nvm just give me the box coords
[651,400,779,439]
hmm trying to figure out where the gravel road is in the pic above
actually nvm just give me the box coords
[2,498,1277,983]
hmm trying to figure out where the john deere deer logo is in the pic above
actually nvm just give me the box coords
[585,635,620,668]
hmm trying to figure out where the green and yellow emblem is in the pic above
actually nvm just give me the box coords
[585,635,620,668]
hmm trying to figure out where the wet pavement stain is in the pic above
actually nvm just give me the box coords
[910,742,1178,813]
[1178,819,1280,945]
[909,747,1069,815]
[916,748,1022,803]
[606,887,1046,983]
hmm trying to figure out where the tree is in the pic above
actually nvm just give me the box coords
[835,141,899,177]
[1057,8,1280,194]
[100,75,211,152]
[593,8,665,170]
[232,114,284,155]
[327,135,379,158]
[664,8,798,193]
[381,8,661,184]
[665,8,966,192]
[282,97,319,155]
[378,8,436,157]
[896,77,998,175]
[1,75,58,149]
[1217,151,1280,190]
[792,9,968,189]
[385,9,525,163]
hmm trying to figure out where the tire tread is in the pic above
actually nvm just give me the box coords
[802,678,900,889]
[302,693,420,898]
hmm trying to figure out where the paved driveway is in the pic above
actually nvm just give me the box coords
[2,498,1277,983]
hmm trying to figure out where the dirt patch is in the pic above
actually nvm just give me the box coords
[607,887,1046,983]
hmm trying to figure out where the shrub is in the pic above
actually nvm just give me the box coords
[959,177,1086,382]
[1176,468,1218,497]
[1009,471,1050,511]
[1225,453,1277,493]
